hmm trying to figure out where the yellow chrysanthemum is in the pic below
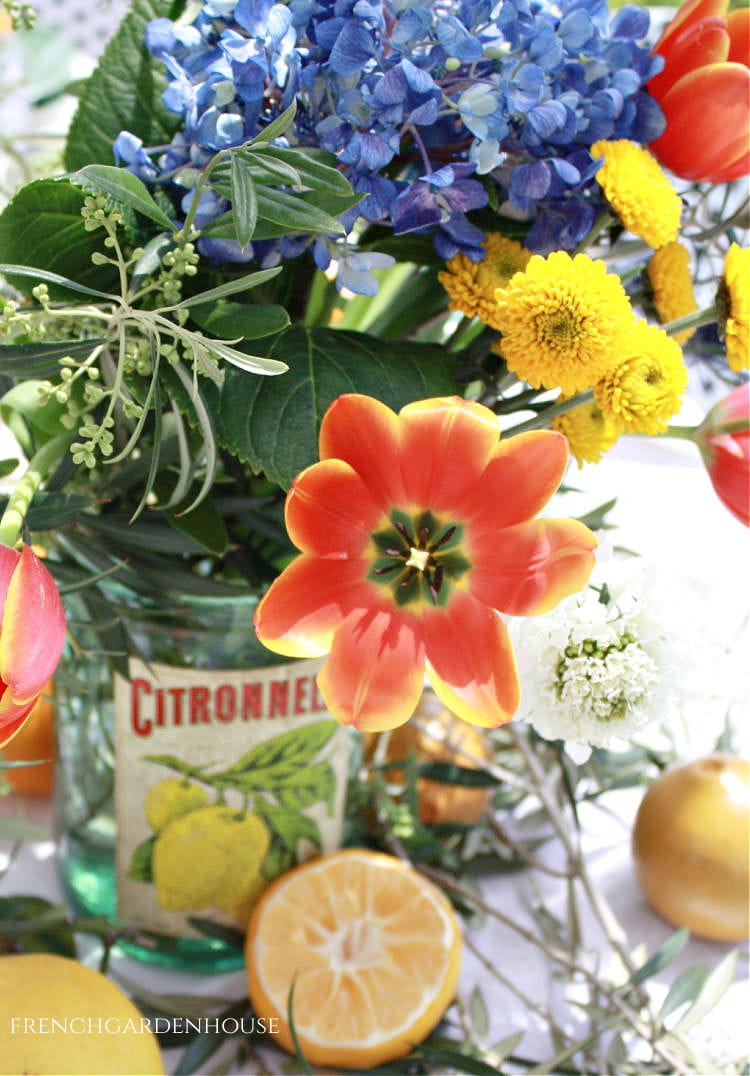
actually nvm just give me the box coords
[647,241,698,344]
[492,251,634,395]
[438,234,531,329]
[591,139,682,249]
[552,398,622,467]
[722,242,750,373]
[594,320,688,435]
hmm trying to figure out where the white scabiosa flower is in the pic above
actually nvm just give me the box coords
[511,556,682,762]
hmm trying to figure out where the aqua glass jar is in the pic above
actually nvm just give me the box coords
[54,582,350,972]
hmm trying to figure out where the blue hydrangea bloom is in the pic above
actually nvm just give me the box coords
[116,0,667,288]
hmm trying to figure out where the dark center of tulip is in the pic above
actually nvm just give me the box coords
[369,508,469,607]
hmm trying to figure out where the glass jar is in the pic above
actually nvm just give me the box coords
[55,582,350,972]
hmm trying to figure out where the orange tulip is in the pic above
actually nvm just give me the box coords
[693,383,750,526]
[254,394,597,731]
[647,0,750,182]
[0,545,66,748]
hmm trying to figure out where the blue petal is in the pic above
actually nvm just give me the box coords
[611,4,650,40]
[436,15,483,61]
[329,22,376,76]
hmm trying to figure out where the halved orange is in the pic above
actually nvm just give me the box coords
[245,848,462,1069]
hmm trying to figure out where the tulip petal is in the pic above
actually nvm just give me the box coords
[254,555,375,657]
[726,6,749,65]
[318,394,406,509]
[650,63,750,181]
[317,607,425,731]
[653,0,729,55]
[285,459,385,556]
[649,17,729,98]
[0,545,18,604]
[456,430,570,532]
[0,697,37,749]
[423,590,519,728]
[398,397,501,511]
[468,517,597,616]
[0,546,66,703]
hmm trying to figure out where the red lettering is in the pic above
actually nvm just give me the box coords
[168,687,186,725]
[131,679,152,736]
[190,686,210,724]
[269,680,289,717]
[242,683,262,720]
[293,676,310,715]
[154,688,165,728]
[311,679,327,712]
[216,684,236,723]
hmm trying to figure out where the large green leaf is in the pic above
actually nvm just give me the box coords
[63,0,180,172]
[0,338,108,378]
[0,180,120,298]
[217,326,457,488]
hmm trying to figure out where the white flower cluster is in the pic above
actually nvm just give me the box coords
[511,555,682,761]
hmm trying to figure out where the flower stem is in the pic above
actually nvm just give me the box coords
[504,390,594,435]
[0,433,74,547]
[662,304,718,337]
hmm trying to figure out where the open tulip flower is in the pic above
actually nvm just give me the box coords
[254,394,598,731]
[693,383,750,526]
[647,0,750,182]
[0,545,66,748]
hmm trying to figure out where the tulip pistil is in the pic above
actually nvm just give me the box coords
[370,511,467,607]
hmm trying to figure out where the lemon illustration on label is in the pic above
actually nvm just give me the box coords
[151,806,271,924]
[143,778,209,832]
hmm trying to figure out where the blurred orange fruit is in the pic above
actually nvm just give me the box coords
[364,693,492,824]
[0,682,55,796]
[245,848,461,1069]
[632,753,750,941]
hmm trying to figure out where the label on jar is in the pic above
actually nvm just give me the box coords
[113,656,349,938]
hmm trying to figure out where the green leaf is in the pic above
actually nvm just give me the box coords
[416,761,502,788]
[189,300,289,341]
[75,165,177,231]
[162,486,230,558]
[658,964,709,1022]
[416,1044,501,1075]
[276,762,336,809]
[214,719,338,780]
[0,338,108,378]
[255,146,354,195]
[254,186,346,235]
[627,928,690,988]
[254,801,322,855]
[0,180,120,298]
[63,0,181,171]
[0,896,77,957]
[217,326,457,488]
[172,266,282,310]
[230,155,258,249]
[0,492,96,530]
[247,101,297,144]
[671,950,739,1035]
[468,984,489,1040]
[127,837,156,882]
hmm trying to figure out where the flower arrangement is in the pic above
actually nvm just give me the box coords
[0,0,748,1070]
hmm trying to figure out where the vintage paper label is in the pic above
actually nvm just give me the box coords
[114,656,349,938]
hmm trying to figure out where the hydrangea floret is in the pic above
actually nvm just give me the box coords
[115,0,666,285]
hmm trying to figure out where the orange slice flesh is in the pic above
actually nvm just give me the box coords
[245,848,462,1069]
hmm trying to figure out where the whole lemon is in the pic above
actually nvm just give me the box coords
[632,754,750,941]
[143,777,208,832]
[365,694,493,824]
[152,805,271,924]
[0,952,164,1075]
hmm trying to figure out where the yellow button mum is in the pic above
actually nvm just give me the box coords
[591,139,682,249]
[722,242,750,373]
[594,321,688,435]
[552,398,622,467]
[647,241,698,344]
[493,251,634,395]
[438,233,531,329]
